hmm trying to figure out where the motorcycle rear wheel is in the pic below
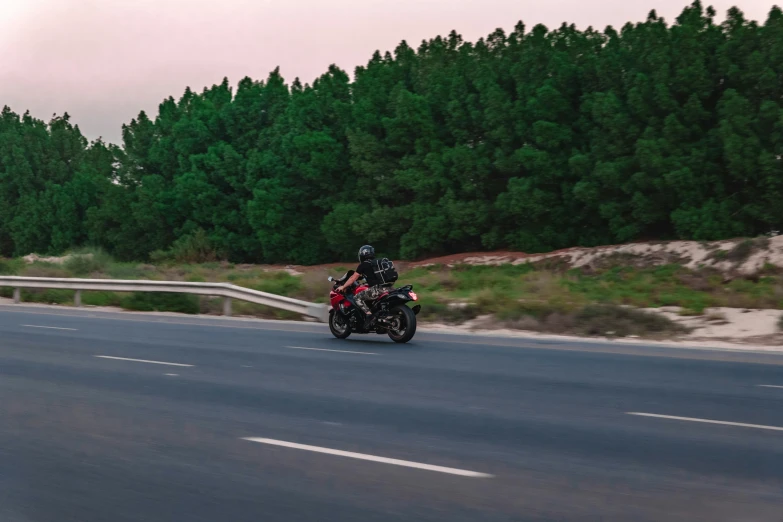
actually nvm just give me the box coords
[386,305,416,344]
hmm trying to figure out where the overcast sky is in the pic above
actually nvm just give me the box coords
[0,0,774,143]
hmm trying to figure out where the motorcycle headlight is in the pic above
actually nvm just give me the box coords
[409,291,418,301]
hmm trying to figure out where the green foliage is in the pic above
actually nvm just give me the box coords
[81,291,124,308]
[20,289,75,305]
[63,248,114,276]
[19,263,70,278]
[150,229,225,264]
[727,240,755,263]
[121,292,200,314]
[563,265,715,313]
[570,305,689,337]
[449,264,538,292]
[104,263,145,280]
[2,4,783,263]
[0,258,21,275]
[725,237,771,263]
[246,272,302,296]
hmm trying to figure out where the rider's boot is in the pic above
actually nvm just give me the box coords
[363,313,375,330]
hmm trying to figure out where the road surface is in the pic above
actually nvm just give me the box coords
[1,304,782,521]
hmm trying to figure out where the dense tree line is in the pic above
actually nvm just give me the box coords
[1,2,782,264]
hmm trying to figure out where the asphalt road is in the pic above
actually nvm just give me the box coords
[2,304,783,521]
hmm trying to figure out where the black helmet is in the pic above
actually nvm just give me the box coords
[358,245,375,262]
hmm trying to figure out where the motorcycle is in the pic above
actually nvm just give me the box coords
[327,270,421,343]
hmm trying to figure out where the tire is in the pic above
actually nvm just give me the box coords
[329,310,351,339]
[387,305,416,344]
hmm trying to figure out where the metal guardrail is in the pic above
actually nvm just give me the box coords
[0,276,329,322]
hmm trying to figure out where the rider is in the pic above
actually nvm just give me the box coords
[336,245,386,327]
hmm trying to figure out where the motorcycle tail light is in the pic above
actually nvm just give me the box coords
[409,291,418,301]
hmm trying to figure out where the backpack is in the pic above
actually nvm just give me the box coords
[372,258,398,285]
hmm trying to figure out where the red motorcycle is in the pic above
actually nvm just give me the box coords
[327,270,420,343]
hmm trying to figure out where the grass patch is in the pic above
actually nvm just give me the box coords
[493,304,688,339]
[726,240,755,263]
[149,229,225,264]
[82,291,125,308]
[571,305,688,337]
[563,265,725,313]
[0,258,22,275]
[449,264,536,292]
[709,237,771,264]
[104,263,145,280]
[417,298,481,324]
[20,288,76,305]
[19,263,71,278]
[63,247,114,276]
[245,272,302,296]
[121,292,199,314]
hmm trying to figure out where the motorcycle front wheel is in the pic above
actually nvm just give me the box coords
[329,310,351,339]
[386,305,416,344]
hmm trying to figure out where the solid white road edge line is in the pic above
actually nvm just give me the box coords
[242,438,493,478]
[285,346,378,355]
[21,324,77,331]
[627,412,783,432]
[94,355,193,367]
[758,385,783,389]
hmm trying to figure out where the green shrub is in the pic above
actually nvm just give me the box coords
[82,291,124,307]
[151,229,225,264]
[709,249,729,261]
[121,292,199,314]
[726,240,755,263]
[417,297,480,324]
[495,304,689,339]
[21,288,75,305]
[105,263,144,279]
[148,250,172,264]
[573,304,688,337]
[721,237,770,264]
[249,272,302,296]
[450,264,536,292]
[64,248,114,276]
[20,263,70,278]
[0,258,21,275]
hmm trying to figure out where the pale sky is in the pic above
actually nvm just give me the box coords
[0,0,774,143]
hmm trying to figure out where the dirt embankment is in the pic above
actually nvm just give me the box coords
[14,236,783,347]
[412,235,783,274]
[251,236,783,275]
[274,237,783,346]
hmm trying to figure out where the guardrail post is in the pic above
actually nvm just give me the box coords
[223,297,232,317]
[13,288,20,304]
[74,290,82,307]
